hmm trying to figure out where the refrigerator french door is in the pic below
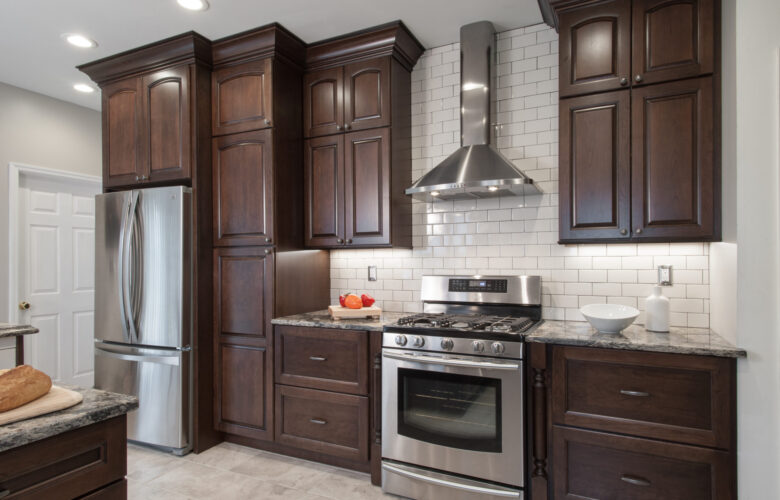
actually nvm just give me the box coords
[94,186,192,454]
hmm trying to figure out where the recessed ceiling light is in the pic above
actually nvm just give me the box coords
[62,33,97,48]
[177,0,209,10]
[74,84,95,93]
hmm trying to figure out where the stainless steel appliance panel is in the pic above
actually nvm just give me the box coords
[382,461,522,500]
[95,342,190,451]
[382,348,524,487]
[421,275,541,306]
[94,186,192,349]
[94,190,132,345]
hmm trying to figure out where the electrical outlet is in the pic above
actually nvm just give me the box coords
[368,265,377,281]
[658,265,672,286]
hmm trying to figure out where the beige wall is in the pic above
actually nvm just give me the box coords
[0,81,102,322]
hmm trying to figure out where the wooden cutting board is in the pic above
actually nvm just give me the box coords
[0,386,83,426]
[328,305,382,320]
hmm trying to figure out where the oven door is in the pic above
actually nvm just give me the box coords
[382,347,524,487]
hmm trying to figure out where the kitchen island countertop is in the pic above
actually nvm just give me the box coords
[0,386,138,453]
[272,309,407,332]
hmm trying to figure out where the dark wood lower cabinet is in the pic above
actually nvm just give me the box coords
[553,426,732,500]
[531,345,737,500]
[0,416,127,499]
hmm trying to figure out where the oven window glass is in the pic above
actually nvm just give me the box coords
[397,368,501,452]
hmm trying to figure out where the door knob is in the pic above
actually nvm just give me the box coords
[18,301,30,310]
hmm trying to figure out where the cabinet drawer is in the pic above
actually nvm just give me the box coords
[275,385,369,462]
[552,346,733,448]
[553,426,733,500]
[275,326,368,395]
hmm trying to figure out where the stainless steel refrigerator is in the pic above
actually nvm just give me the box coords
[94,186,192,454]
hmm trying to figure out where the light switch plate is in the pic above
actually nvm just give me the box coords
[658,265,672,286]
[368,265,377,281]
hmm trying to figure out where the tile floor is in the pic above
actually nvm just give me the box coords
[127,442,400,499]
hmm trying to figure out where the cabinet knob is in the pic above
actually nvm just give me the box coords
[264,118,271,126]
[336,125,342,131]
[264,237,271,243]
[620,77,628,86]
[635,228,643,234]
[634,74,643,83]
[264,249,272,255]
[346,239,352,244]
[337,238,344,244]
[620,228,628,236]
[135,175,140,181]
[344,124,351,130]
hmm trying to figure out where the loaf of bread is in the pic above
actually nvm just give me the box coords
[0,365,52,412]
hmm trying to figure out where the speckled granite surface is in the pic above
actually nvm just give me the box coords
[0,386,138,453]
[0,323,38,338]
[272,310,407,332]
[527,321,746,358]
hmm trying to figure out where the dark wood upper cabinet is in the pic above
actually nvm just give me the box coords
[212,58,273,136]
[305,135,344,247]
[558,0,631,98]
[213,129,274,246]
[632,0,714,86]
[102,77,143,189]
[344,128,391,246]
[631,77,714,239]
[304,67,344,138]
[141,66,192,184]
[559,90,631,242]
[344,58,391,132]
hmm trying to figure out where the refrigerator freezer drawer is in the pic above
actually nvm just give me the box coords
[95,344,190,452]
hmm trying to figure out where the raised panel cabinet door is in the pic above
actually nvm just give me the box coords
[213,247,273,339]
[212,58,273,136]
[214,342,272,440]
[304,135,345,247]
[304,67,344,138]
[344,58,391,131]
[632,0,715,86]
[344,128,391,247]
[213,129,274,246]
[631,77,714,240]
[559,90,631,242]
[101,77,143,188]
[141,65,192,183]
[558,0,631,98]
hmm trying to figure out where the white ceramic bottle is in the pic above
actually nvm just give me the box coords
[645,285,670,332]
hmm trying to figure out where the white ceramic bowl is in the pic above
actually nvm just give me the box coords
[580,304,640,334]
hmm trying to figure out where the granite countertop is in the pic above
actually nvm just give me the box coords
[0,323,38,338]
[527,321,746,358]
[272,310,407,332]
[0,386,138,453]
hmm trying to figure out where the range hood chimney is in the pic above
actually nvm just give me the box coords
[406,21,541,202]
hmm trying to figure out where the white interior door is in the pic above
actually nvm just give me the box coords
[16,172,100,386]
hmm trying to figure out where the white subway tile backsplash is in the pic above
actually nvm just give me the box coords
[329,24,710,328]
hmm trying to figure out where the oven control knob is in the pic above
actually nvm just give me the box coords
[491,342,506,354]
[472,341,485,353]
[394,335,407,346]
[441,338,454,351]
[412,336,425,347]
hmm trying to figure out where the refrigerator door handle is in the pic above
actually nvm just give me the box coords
[94,343,182,366]
[123,191,140,344]
[117,195,131,344]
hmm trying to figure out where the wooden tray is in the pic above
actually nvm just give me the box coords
[328,305,382,320]
[0,386,83,426]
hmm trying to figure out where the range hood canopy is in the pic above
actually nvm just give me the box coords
[406,21,541,202]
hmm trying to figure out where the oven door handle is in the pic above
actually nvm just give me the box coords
[382,351,520,371]
[382,462,521,498]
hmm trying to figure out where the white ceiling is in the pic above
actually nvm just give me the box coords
[0,0,543,111]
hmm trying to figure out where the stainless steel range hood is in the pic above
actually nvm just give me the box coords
[406,21,541,202]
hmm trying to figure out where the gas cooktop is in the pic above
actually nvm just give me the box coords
[394,313,537,334]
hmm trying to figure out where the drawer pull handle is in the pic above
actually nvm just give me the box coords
[310,418,327,425]
[309,356,327,361]
[620,390,650,397]
[621,474,651,487]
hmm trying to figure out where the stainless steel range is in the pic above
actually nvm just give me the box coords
[381,275,542,500]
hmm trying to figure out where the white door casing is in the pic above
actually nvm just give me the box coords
[7,163,101,385]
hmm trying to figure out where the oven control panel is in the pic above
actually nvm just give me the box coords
[448,279,508,293]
